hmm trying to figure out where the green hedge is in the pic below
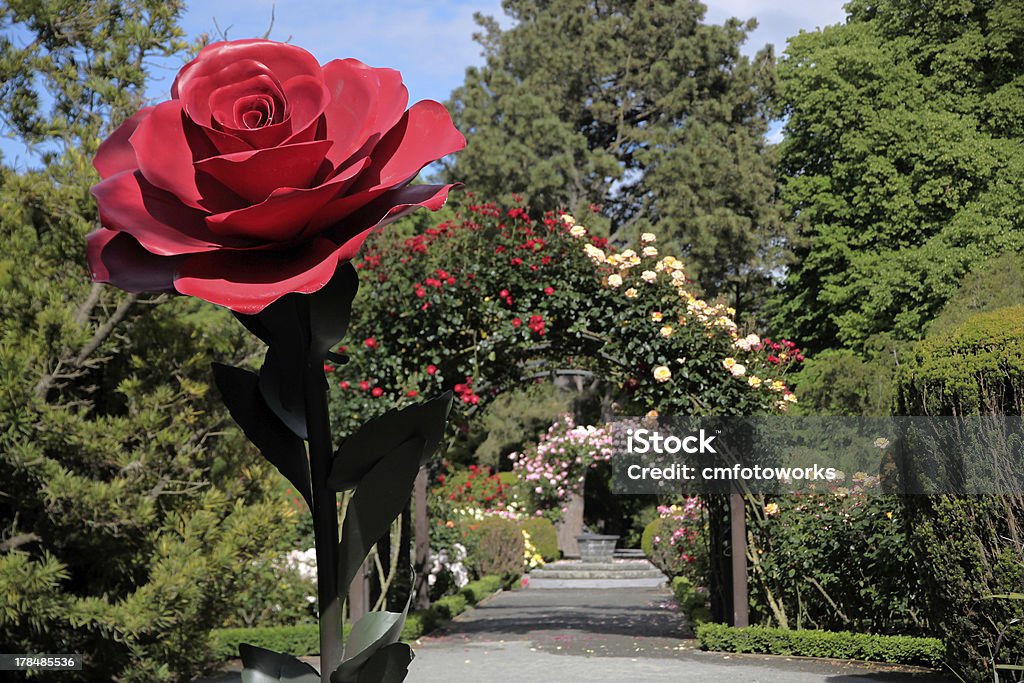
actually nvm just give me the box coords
[695,623,943,668]
[210,623,334,661]
[520,518,559,562]
[210,576,504,660]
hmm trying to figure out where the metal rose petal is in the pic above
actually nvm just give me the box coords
[86,229,183,293]
[173,237,351,314]
[93,106,153,180]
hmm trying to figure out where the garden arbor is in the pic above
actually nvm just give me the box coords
[330,199,805,622]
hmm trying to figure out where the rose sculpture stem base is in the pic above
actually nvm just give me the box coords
[305,363,342,679]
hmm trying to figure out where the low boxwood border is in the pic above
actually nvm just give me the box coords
[210,575,504,660]
[695,622,943,668]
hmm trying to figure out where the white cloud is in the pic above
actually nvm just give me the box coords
[702,0,848,56]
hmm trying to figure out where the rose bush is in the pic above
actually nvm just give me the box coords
[88,38,465,313]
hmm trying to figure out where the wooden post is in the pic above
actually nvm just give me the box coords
[729,491,749,627]
[413,468,430,609]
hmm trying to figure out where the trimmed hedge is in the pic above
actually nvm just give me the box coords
[461,575,502,604]
[210,623,334,661]
[520,518,559,562]
[695,623,943,668]
[210,576,504,659]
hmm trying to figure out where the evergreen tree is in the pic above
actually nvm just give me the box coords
[0,3,289,680]
[771,0,1024,351]
[442,0,785,312]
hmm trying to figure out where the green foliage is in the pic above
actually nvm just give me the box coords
[471,383,573,469]
[210,624,329,662]
[772,1,1024,350]
[746,491,927,636]
[464,518,524,583]
[331,200,797,443]
[895,306,1024,416]
[672,576,711,627]
[640,501,707,583]
[519,518,559,562]
[431,594,469,620]
[788,349,895,416]
[896,307,1024,681]
[928,252,1024,336]
[210,576,505,659]
[695,622,944,668]
[443,1,786,311]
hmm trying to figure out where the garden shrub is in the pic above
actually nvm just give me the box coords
[640,500,706,583]
[465,518,524,583]
[695,623,944,667]
[746,489,927,636]
[895,306,1024,681]
[209,576,504,654]
[432,594,469,620]
[210,623,330,661]
[520,518,559,562]
[672,576,711,626]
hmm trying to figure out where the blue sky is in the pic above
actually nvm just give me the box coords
[1,0,847,166]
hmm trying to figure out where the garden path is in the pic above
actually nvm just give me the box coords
[407,587,955,683]
[198,587,955,682]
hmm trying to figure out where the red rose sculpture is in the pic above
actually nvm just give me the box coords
[88,38,465,313]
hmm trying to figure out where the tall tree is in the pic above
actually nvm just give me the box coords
[0,3,289,680]
[442,0,784,313]
[771,0,1024,352]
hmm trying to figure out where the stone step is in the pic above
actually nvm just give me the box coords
[528,569,665,579]
[527,576,667,589]
[537,560,656,572]
[614,548,646,557]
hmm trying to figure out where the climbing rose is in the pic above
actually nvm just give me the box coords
[88,38,465,313]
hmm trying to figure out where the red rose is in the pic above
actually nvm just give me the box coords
[543,286,555,295]
[364,337,378,349]
[371,387,384,397]
[359,380,371,391]
[88,39,465,313]
[426,364,438,375]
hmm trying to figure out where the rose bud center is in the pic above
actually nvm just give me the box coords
[234,93,279,129]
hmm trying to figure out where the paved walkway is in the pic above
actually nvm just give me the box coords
[407,587,954,682]
[199,587,955,682]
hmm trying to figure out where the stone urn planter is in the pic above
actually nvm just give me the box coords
[576,533,619,563]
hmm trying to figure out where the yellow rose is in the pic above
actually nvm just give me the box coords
[653,365,672,382]
[641,270,657,283]
[624,287,639,298]
[651,311,663,322]
[641,232,656,243]
[607,273,623,288]
[560,214,576,225]
[642,246,658,258]
[722,357,737,370]
[660,325,674,338]
[569,225,587,238]
[748,375,762,388]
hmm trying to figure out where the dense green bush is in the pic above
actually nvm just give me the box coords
[465,517,525,582]
[672,577,711,626]
[520,518,559,562]
[640,501,706,583]
[460,575,503,604]
[210,576,505,656]
[895,306,1024,681]
[696,623,944,667]
[895,306,1024,416]
[746,489,927,636]
[210,624,328,661]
